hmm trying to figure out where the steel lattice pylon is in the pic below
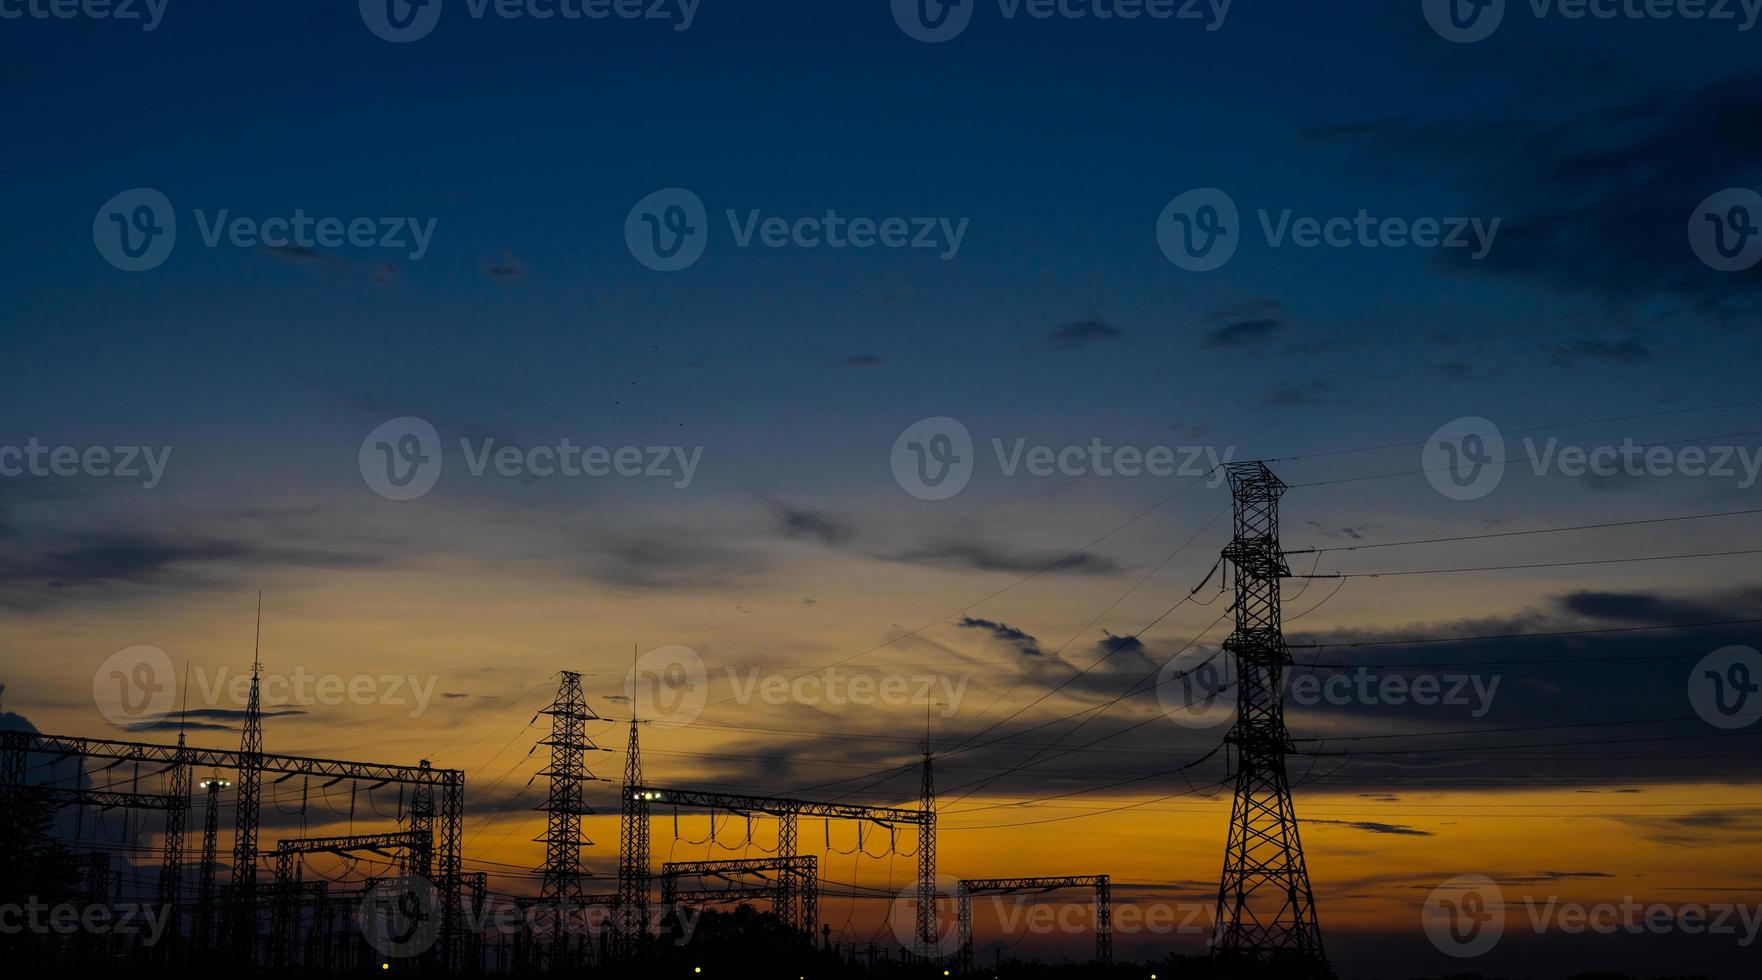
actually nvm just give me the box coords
[1211,462,1327,977]
[156,728,191,960]
[534,671,601,968]
[193,775,228,949]
[615,717,650,958]
[230,617,265,958]
[916,748,938,960]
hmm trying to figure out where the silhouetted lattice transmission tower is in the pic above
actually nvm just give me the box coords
[1211,462,1329,978]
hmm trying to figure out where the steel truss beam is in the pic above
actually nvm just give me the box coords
[957,875,1111,968]
[660,856,818,936]
[1,731,466,967]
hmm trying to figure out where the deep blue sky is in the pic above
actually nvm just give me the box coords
[8,1,1761,464]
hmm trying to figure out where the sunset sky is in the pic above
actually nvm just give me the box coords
[4,3,1762,976]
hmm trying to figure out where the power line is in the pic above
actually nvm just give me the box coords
[1289,617,1762,650]
[1288,506,1762,554]
[1304,546,1762,579]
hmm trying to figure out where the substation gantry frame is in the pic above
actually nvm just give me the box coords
[956,875,1112,969]
[0,731,467,967]
[625,785,934,954]
[271,830,435,967]
[660,855,819,936]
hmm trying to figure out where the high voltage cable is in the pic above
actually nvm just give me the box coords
[1288,506,1762,554]
[1292,715,1716,743]
[940,502,1230,752]
[940,510,1229,757]
[1289,617,1762,650]
[688,404,1762,724]
[1304,546,1762,579]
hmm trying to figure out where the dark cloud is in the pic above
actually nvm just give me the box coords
[1542,334,1655,366]
[892,540,1121,577]
[263,243,345,270]
[1266,380,1346,407]
[1431,360,1499,382]
[1559,590,1733,625]
[770,502,855,547]
[485,257,522,279]
[1503,870,1617,883]
[1204,317,1284,349]
[1309,72,1762,318]
[1046,319,1123,350]
[958,616,1044,658]
[1304,819,1433,837]
[0,531,382,611]
[845,354,883,367]
[1306,521,1375,542]
[1094,629,1145,658]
